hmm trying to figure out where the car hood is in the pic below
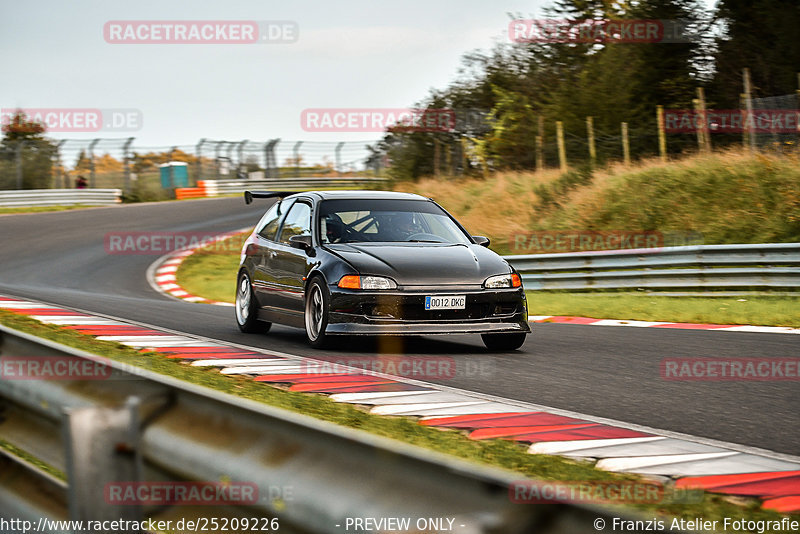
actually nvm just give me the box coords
[324,242,511,286]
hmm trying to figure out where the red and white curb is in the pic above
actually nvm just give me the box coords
[2,294,799,514]
[529,316,800,335]
[146,229,250,306]
[146,230,800,335]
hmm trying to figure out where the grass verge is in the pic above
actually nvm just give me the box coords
[528,292,800,328]
[1,308,797,526]
[0,205,104,215]
[174,232,249,302]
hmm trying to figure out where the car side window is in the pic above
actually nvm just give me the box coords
[256,202,283,241]
[278,202,311,245]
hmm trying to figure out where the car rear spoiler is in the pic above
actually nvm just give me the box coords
[243,190,295,205]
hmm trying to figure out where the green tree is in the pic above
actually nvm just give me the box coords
[0,110,55,189]
[485,85,537,169]
[711,0,800,105]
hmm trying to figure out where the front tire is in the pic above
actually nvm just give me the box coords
[235,271,270,333]
[481,332,526,351]
[304,277,330,349]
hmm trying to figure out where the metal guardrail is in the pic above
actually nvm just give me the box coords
[0,325,650,534]
[505,243,800,290]
[199,177,387,196]
[0,189,122,208]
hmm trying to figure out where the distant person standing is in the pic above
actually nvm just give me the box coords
[75,175,88,189]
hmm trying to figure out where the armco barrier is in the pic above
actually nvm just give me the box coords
[198,176,387,196]
[0,325,658,533]
[0,189,122,207]
[506,243,800,290]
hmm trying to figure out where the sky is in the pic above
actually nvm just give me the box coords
[1,0,557,151]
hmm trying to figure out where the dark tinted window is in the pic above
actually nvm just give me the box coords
[318,199,470,244]
[256,202,282,240]
[278,202,311,244]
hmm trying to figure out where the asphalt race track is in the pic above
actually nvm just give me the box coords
[0,198,797,455]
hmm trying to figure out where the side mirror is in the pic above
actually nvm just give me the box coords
[289,235,313,250]
[472,235,490,247]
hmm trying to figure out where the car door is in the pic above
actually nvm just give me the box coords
[251,200,289,309]
[270,200,314,323]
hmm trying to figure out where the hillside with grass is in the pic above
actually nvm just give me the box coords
[393,150,800,255]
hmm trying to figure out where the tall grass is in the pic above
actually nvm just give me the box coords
[395,150,800,253]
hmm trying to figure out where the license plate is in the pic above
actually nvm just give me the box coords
[425,295,466,310]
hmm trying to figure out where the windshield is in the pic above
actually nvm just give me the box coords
[318,199,471,245]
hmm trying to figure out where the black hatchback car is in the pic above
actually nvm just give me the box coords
[235,190,530,350]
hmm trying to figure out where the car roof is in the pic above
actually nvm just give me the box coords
[287,190,430,202]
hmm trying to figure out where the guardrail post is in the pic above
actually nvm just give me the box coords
[263,141,272,178]
[196,138,206,183]
[63,397,144,527]
[293,141,302,177]
[123,137,134,194]
[15,140,27,189]
[52,140,66,188]
[214,141,225,179]
[88,139,100,188]
[226,142,236,177]
[266,138,280,178]
[237,140,248,179]
[335,142,344,176]
[169,146,177,189]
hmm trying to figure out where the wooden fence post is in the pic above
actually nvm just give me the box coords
[536,116,544,172]
[621,122,630,165]
[556,121,567,172]
[657,105,667,162]
[696,87,711,152]
[743,68,755,152]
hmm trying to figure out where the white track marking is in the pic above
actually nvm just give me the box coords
[371,401,487,416]
[529,437,665,455]
[338,392,477,406]
[330,391,432,402]
[190,358,289,367]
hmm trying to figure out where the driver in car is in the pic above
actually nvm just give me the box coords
[385,212,419,241]
[324,214,345,243]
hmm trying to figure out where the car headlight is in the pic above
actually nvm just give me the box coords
[338,275,397,290]
[484,273,522,289]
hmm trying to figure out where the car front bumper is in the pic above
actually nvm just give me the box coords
[325,286,531,336]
